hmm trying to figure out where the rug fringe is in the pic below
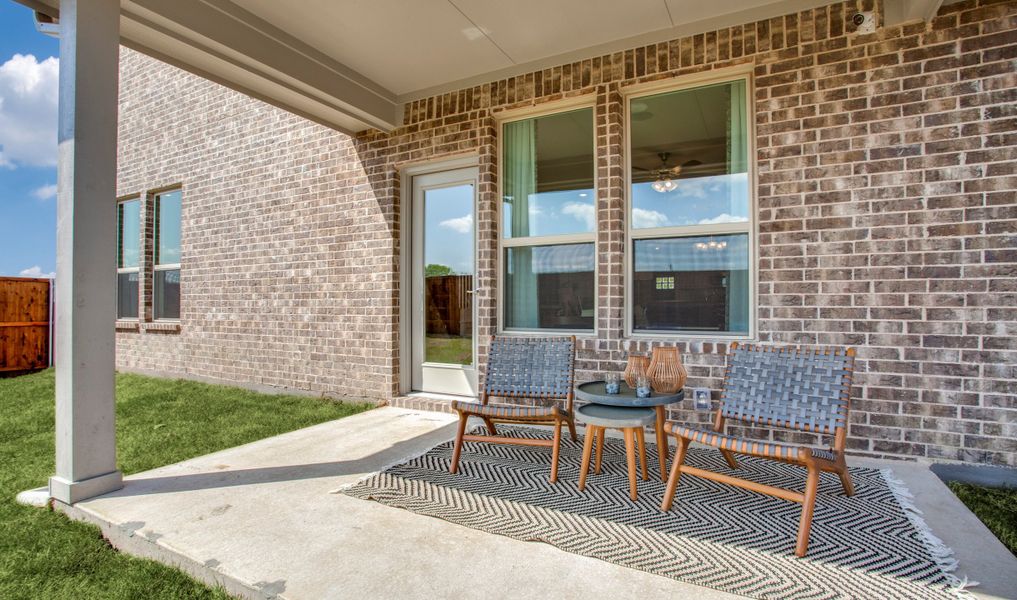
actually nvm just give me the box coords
[880,468,979,599]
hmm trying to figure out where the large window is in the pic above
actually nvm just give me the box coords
[502,107,596,331]
[153,189,181,320]
[628,78,752,336]
[116,198,141,319]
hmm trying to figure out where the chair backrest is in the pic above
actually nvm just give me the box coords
[720,343,855,435]
[483,336,576,406]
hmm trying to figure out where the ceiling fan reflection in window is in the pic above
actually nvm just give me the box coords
[634,152,702,193]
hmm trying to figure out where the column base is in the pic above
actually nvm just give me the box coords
[49,470,123,504]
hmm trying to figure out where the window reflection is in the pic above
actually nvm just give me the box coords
[503,108,595,238]
[505,243,595,330]
[630,81,749,229]
[632,234,749,334]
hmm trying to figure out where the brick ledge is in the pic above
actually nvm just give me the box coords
[142,321,181,333]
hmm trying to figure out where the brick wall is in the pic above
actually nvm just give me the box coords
[116,0,1017,466]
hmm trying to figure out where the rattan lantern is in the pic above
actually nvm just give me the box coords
[623,353,650,387]
[647,346,687,393]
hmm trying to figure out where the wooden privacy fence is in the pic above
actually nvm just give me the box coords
[0,277,52,373]
[425,275,473,336]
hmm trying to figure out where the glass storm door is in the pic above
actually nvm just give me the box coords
[411,168,478,396]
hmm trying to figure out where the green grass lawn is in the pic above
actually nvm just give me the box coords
[425,335,472,365]
[947,481,1017,557]
[0,369,373,599]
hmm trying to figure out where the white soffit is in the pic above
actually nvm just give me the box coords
[230,0,514,96]
[232,0,842,103]
[21,0,930,132]
[450,0,674,64]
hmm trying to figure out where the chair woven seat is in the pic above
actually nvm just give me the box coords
[451,400,569,421]
[665,423,837,463]
[449,336,577,483]
[661,343,857,558]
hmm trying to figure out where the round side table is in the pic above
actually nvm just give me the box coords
[576,403,657,501]
[575,381,685,481]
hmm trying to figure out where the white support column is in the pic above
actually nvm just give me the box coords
[48,0,123,504]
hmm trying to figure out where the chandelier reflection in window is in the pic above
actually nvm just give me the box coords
[650,152,680,193]
[695,239,728,251]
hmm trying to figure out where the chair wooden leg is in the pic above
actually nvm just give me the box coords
[578,424,596,491]
[549,419,563,483]
[720,449,739,469]
[623,428,638,501]
[795,465,821,557]
[449,414,468,474]
[636,427,649,481]
[566,417,578,442]
[594,427,604,474]
[661,436,690,511]
[482,417,498,436]
[836,457,854,496]
[654,406,668,481]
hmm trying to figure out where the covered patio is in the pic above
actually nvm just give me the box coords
[26,0,1011,505]
[60,406,1017,599]
[12,0,1017,597]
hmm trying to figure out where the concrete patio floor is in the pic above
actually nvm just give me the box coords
[60,406,1017,600]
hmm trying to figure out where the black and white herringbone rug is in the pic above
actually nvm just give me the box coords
[343,426,968,600]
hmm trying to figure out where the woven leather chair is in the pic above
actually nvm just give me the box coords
[449,335,577,483]
[661,342,857,557]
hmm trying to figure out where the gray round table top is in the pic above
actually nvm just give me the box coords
[574,381,685,408]
[576,403,657,428]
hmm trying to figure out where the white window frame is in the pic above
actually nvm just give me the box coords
[116,197,141,321]
[495,97,599,336]
[622,66,758,340]
[152,188,182,322]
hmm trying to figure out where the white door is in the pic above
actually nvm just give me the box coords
[411,168,478,396]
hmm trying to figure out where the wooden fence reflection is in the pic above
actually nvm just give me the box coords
[425,275,472,336]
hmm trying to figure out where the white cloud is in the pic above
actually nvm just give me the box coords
[0,54,59,168]
[698,213,748,225]
[562,202,596,230]
[18,265,54,278]
[632,208,670,228]
[439,213,473,233]
[31,183,57,201]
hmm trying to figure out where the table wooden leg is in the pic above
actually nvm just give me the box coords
[623,428,638,501]
[578,424,596,491]
[636,427,649,481]
[655,405,669,481]
[594,426,605,474]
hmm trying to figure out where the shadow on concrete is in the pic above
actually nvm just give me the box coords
[97,421,459,498]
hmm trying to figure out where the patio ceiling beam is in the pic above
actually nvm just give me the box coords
[48,0,123,505]
[884,0,945,25]
[16,0,403,133]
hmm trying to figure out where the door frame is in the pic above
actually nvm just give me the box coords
[398,154,480,397]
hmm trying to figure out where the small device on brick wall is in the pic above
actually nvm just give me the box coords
[852,11,876,34]
[691,388,712,411]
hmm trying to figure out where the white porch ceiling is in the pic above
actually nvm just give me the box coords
[230,0,818,99]
[19,0,948,133]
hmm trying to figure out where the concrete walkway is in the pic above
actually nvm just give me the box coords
[61,407,1017,600]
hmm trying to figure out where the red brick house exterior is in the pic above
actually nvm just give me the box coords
[114,0,1017,467]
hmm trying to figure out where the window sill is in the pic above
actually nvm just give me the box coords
[115,320,140,331]
[497,329,598,339]
[142,321,181,333]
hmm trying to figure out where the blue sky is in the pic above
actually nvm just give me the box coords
[0,1,59,278]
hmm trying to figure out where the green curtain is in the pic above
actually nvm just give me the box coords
[727,79,747,175]
[504,119,538,328]
[727,81,749,334]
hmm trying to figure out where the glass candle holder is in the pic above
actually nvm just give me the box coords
[605,372,620,394]
[636,376,652,398]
